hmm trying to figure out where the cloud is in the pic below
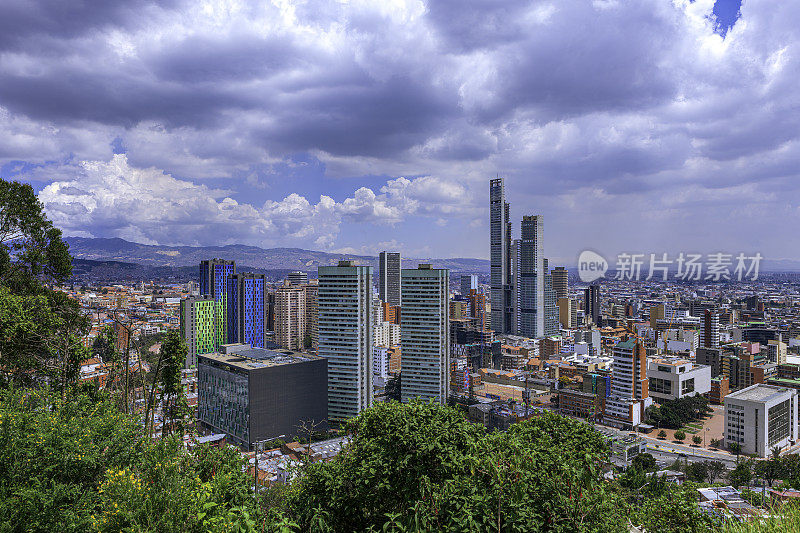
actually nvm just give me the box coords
[1,0,800,259]
[35,154,468,249]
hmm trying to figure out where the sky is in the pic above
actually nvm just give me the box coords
[2,0,799,264]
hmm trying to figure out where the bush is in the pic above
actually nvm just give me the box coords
[674,430,686,442]
[283,401,628,531]
[658,429,667,439]
[0,387,257,532]
[692,436,702,446]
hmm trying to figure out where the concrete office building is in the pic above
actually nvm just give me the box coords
[197,343,327,449]
[460,274,478,296]
[490,178,513,334]
[401,264,450,403]
[552,267,568,299]
[319,261,373,424]
[275,281,307,351]
[378,251,401,307]
[180,297,217,368]
[287,271,308,285]
[229,273,266,348]
[199,259,236,345]
[647,357,712,401]
[724,384,798,457]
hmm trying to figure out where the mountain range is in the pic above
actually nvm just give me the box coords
[65,237,490,280]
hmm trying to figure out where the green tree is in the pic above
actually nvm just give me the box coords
[730,459,754,488]
[692,435,702,446]
[631,452,657,472]
[158,331,189,437]
[674,430,686,442]
[0,179,72,292]
[657,429,667,439]
[283,401,628,531]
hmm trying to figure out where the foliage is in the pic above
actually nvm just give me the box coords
[658,429,667,439]
[0,387,258,532]
[629,483,716,533]
[674,430,686,442]
[0,179,72,292]
[693,435,703,446]
[685,461,725,484]
[647,396,711,429]
[0,285,90,390]
[730,459,755,488]
[283,400,629,532]
[158,330,190,436]
[0,387,143,531]
[631,452,656,472]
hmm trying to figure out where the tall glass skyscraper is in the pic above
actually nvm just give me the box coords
[490,178,512,334]
[199,259,236,346]
[518,215,544,338]
[318,261,373,425]
[378,251,401,306]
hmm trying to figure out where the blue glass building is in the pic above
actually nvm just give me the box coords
[199,259,236,346]
[230,273,266,348]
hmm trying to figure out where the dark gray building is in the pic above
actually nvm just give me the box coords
[490,178,513,334]
[198,343,327,449]
[378,251,401,306]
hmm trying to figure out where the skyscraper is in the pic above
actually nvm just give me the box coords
[401,264,450,403]
[180,296,217,368]
[229,273,266,348]
[517,215,544,338]
[460,274,478,295]
[699,309,720,348]
[490,178,513,334]
[584,284,600,326]
[378,251,401,306]
[199,259,236,346]
[551,267,568,299]
[318,261,373,425]
[543,263,559,336]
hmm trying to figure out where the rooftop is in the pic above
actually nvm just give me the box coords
[726,384,794,403]
[199,344,321,371]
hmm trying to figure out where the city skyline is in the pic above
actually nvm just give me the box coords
[1,1,799,263]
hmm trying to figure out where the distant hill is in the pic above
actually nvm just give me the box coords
[65,237,490,276]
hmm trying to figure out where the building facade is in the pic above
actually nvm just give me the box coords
[318,261,373,424]
[229,273,266,348]
[199,259,236,345]
[647,357,712,401]
[724,384,798,457]
[551,266,568,299]
[490,178,513,334]
[180,297,217,367]
[197,344,327,449]
[401,265,450,403]
[378,251,402,307]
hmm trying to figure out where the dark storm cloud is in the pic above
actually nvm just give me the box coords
[0,0,180,49]
[2,0,800,259]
